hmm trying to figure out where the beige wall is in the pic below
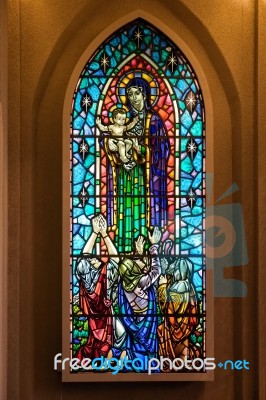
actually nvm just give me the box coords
[4,0,265,398]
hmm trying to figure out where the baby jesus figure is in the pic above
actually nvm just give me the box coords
[96,108,139,164]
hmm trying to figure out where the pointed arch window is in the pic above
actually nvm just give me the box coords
[63,18,208,381]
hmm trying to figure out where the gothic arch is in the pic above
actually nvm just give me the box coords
[62,15,214,381]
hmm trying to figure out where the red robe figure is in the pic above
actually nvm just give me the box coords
[74,215,120,361]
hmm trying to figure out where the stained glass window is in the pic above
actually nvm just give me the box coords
[67,18,206,379]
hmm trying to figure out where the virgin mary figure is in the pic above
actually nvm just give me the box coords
[101,77,170,253]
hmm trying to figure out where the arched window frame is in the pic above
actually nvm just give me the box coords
[62,12,214,382]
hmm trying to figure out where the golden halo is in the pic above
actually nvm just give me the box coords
[108,104,130,124]
[116,70,159,106]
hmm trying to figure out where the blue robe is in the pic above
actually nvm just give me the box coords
[113,282,158,371]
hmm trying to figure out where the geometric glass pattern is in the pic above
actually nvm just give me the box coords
[69,18,206,376]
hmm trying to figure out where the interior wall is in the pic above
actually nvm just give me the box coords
[6,0,262,399]
[258,2,266,399]
[0,1,8,399]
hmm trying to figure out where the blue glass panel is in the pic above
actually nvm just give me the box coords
[73,234,85,251]
[73,207,83,218]
[190,120,203,136]
[181,109,193,129]
[193,272,202,291]
[189,257,204,273]
[73,115,85,131]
